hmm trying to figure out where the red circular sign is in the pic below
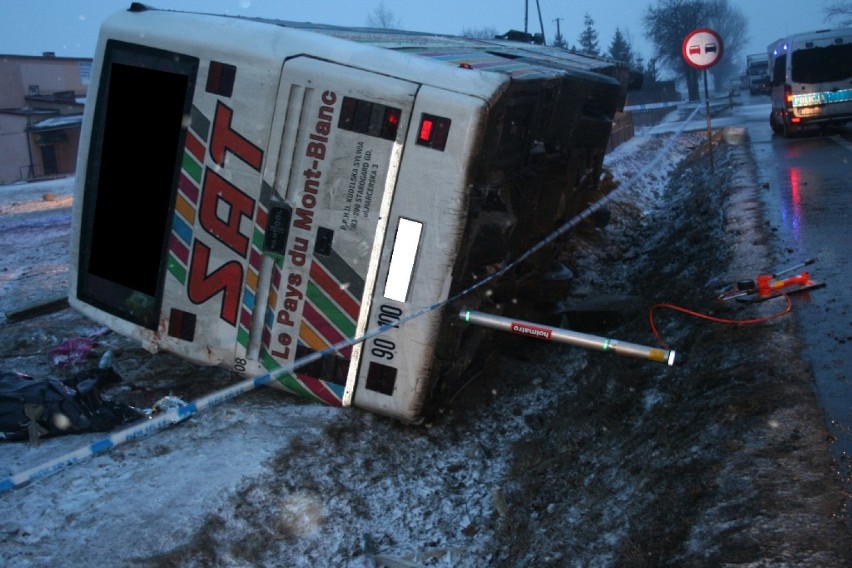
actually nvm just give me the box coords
[682,28,724,69]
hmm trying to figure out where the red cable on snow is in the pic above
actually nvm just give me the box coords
[648,293,793,350]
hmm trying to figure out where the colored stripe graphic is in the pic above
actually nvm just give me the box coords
[309,260,360,320]
[168,129,207,285]
[166,253,187,284]
[174,193,197,227]
[170,212,194,249]
[301,302,352,358]
[258,350,344,406]
[167,229,190,284]
[323,250,365,299]
[237,209,268,349]
[295,373,345,405]
[257,252,363,407]
[306,281,356,338]
[297,323,330,353]
[181,152,203,184]
[298,255,363,360]
[264,263,283,329]
[184,128,205,161]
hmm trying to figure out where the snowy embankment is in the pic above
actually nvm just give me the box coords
[0,122,686,567]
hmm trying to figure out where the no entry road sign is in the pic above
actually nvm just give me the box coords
[682,28,724,69]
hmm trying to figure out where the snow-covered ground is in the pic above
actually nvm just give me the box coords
[3,109,849,566]
[0,122,689,565]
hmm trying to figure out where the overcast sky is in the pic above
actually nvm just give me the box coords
[0,1,837,71]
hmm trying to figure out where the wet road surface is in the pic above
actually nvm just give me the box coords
[741,95,852,493]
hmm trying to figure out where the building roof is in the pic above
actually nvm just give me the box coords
[0,53,92,62]
[0,107,57,118]
[26,91,85,106]
[29,114,83,130]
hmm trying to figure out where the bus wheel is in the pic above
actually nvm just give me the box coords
[769,112,782,134]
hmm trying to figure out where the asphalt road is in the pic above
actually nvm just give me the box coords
[650,93,852,500]
[742,95,852,493]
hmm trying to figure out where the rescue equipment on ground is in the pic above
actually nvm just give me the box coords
[715,258,824,302]
[650,259,824,350]
[459,309,682,366]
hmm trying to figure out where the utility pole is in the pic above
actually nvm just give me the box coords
[25,112,34,180]
[524,0,546,44]
[554,17,563,39]
[535,0,546,45]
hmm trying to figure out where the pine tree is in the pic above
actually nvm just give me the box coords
[577,13,600,55]
[608,28,633,65]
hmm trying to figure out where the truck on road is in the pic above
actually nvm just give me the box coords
[746,53,770,95]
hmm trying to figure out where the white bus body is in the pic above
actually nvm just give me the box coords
[69,4,627,422]
[768,28,852,136]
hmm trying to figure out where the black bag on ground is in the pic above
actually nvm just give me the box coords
[0,368,142,443]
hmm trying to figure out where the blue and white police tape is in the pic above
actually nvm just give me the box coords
[1,103,703,494]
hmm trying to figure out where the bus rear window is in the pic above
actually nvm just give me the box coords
[77,41,198,329]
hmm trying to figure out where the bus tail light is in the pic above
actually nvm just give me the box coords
[338,96,401,141]
[416,114,451,151]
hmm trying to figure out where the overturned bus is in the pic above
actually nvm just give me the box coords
[69,3,630,422]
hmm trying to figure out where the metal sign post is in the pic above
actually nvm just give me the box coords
[703,68,714,172]
[682,28,724,174]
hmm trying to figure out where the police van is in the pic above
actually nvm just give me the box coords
[768,28,852,136]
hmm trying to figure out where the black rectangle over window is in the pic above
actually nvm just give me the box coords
[77,40,198,330]
[206,61,236,97]
[295,345,348,386]
[262,203,292,257]
[168,308,196,341]
[365,361,397,395]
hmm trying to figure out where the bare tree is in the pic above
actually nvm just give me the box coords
[824,0,852,25]
[643,0,715,101]
[708,0,749,93]
[367,2,400,29]
[643,56,660,86]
